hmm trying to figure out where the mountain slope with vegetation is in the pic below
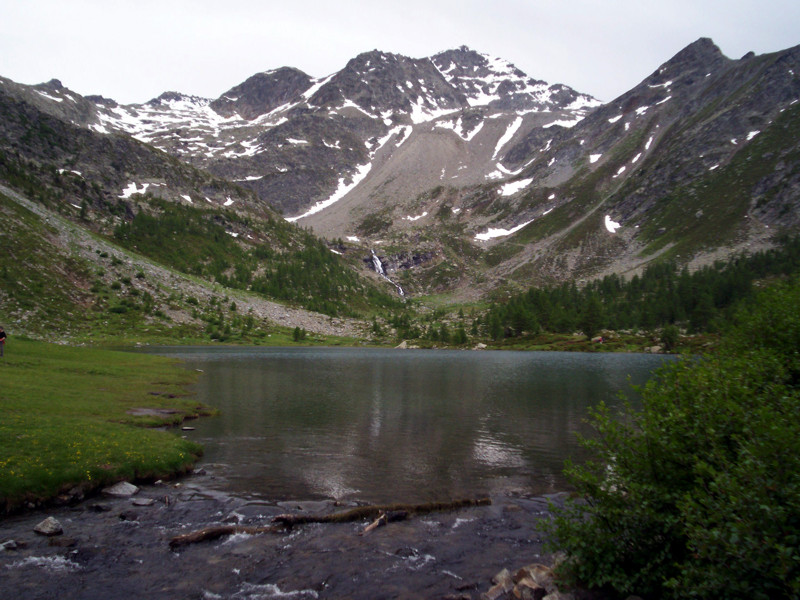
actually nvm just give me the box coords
[1,39,799,341]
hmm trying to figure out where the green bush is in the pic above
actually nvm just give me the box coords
[660,324,679,351]
[545,278,800,599]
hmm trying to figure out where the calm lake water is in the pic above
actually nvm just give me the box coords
[150,347,671,504]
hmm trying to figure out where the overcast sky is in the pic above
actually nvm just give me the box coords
[2,0,799,105]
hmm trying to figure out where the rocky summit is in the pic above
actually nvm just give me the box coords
[1,39,799,299]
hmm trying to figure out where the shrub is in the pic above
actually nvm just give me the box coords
[545,278,800,599]
[660,323,679,351]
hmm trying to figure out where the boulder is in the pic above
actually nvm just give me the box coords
[512,564,557,599]
[102,481,139,497]
[514,564,555,589]
[482,568,515,599]
[34,516,63,536]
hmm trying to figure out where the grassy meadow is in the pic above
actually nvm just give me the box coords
[0,338,210,513]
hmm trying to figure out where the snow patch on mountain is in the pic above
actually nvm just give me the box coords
[407,98,459,125]
[475,219,534,241]
[95,94,245,147]
[543,115,585,129]
[493,117,523,159]
[434,116,485,142]
[36,90,64,102]
[499,178,533,196]
[605,215,621,233]
[287,162,372,222]
[119,182,149,198]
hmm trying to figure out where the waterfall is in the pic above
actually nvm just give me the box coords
[371,250,404,297]
[371,250,385,276]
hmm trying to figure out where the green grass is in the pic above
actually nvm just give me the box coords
[0,339,209,513]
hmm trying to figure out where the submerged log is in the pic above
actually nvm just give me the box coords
[169,524,280,549]
[169,498,490,548]
[272,498,490,528]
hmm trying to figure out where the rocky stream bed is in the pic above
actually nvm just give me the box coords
[0,472,574,600]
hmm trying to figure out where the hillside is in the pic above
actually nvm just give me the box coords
[0,183,372,342]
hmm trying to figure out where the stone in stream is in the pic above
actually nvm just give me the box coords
[131,497,156,507]
[102,481,139,497]
[482,568,514,600]
[48,536,77,547]
[33,516,63,536]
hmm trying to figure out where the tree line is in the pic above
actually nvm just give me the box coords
[484,236,800,340]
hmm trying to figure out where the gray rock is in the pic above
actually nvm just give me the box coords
[102,481,139,497]
[34,516,63,536]
[131,497,156,507]
[1,539,19,550]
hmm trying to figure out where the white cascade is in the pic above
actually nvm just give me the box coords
[371,250,404,297]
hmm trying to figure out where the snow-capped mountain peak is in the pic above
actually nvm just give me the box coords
[432,46,600,111]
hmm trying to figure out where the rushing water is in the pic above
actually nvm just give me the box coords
[149,347,671,504]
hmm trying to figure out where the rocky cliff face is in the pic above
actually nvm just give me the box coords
[210,67,314,120]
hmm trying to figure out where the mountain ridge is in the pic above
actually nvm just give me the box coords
[1,39,799,304]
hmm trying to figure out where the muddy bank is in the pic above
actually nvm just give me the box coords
[0,471,565,599]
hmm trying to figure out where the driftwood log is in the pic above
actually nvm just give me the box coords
[359,510,408,535]
[271,498,491,528]
[169,524,280,549]
[169,497,490,549]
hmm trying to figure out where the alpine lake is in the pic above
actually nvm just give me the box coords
[151,347,673,504]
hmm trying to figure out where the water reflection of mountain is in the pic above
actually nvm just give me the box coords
[160,348,669,503]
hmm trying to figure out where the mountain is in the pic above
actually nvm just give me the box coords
[1,40,799,309]
[0,71,402,338]
[14,46,596,221]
